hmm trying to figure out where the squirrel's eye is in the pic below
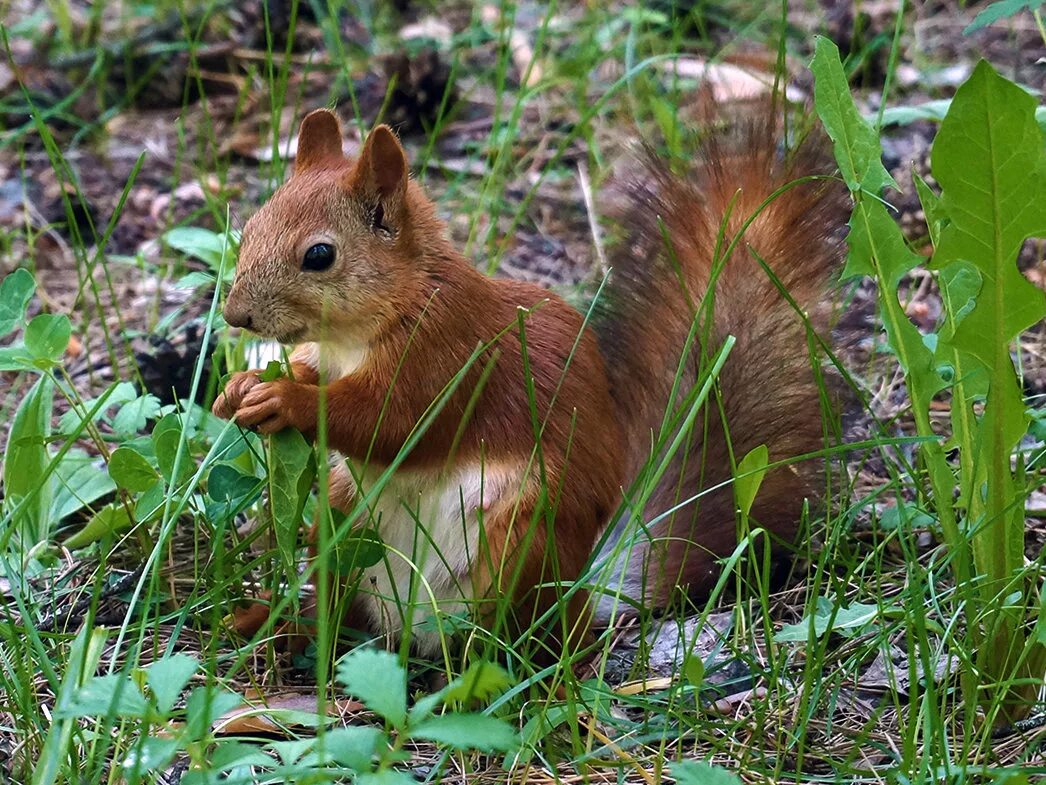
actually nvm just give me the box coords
[302,243,335,272]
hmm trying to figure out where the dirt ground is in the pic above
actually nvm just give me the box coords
[1,0,1045,779]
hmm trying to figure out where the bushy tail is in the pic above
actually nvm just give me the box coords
[591,117,847,620]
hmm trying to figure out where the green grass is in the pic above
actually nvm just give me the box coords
[1,0,1045,783]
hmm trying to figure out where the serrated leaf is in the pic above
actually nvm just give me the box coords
[63,503,132,550]
[108,446,160,493]
[964,0,1043,34]
[147,654,199,714]
[59,674,150,719]
[24,313,71,365]
[734,444,768,517]
[847,200,946,412]
[810,36,895,194]
[0,268,35,336]
[672,760,743,785]
[410,713,519,752]
[931,61,1046,605]
[112,394,162,438]
[933,62,1046,364]
[336,648,407,728]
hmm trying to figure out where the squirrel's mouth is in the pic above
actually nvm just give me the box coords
[273,326,307,344]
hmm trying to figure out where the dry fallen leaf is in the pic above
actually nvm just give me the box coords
[216,689,365,736]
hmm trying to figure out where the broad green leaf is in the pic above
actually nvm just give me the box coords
[135,481,166,524]
[259,360,285,382]
[410,713,519,752]
[878,502,935,532]
[810,36,895,194]
[122,736,179,776]
[173,271,217,290]
[208,740,273,771]
[0,345,33,371]
[4,374,55,545]
[207,464,259,503]
[683,653,705,687]
[356,771,416,785]
[321,725,383,770]
[51,450,117,521]
[268,428,315,574]
[24,313,71,365]
[164,227,226,269]
[672,761,743,785]
[164,226,240,281]
[933,62,1046,366]
[152,413,191,485]
[184,687,242,741]
[109,446,160,493]
[146,654,199,714]
[269,738,316,765]
[58,674,150,719]
[63,503,133,549]
[0,268,35,336]
[734,444,768,517]
[332,529,386,575]
[775,598,882,642]
[931,61,1046,604]
[442,660,511,705]
[336,648,407,728]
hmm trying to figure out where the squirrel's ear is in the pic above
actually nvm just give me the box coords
[295,109,345,172]
[353,124,408,202]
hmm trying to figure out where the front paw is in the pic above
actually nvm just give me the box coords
[213,370,264,419]
[234,380,315,435]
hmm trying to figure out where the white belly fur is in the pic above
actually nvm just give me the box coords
[344,459,521,654]
[292,341,526,654]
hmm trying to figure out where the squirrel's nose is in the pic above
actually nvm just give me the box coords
[223,301,253,330]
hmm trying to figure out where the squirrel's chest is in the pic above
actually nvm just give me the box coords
[345,459,524,653]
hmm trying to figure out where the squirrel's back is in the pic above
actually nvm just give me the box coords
[592,118,847,619]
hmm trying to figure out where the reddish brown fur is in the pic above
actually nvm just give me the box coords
[216,111,623,654]
[592,119,846,611]
[214,109,845,653]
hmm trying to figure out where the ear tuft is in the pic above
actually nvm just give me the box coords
[295,109,345,172]
[356,124,408,200]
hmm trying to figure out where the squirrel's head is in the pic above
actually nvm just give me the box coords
[225,109,432,345]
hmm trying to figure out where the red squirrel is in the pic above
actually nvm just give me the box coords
[212,108,845,657]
